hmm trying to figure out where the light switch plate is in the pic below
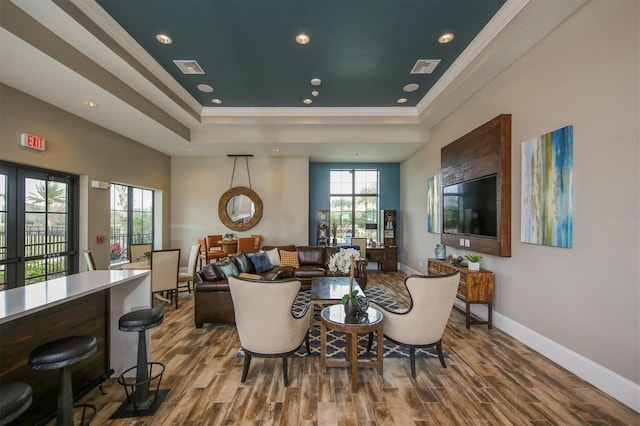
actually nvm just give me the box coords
[460,238,465,246]
[465,239,470,247]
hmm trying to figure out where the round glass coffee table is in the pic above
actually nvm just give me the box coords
[320,304,384,392]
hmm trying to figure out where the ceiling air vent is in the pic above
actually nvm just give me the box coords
[410,59,441,74]
[173,60,205,75]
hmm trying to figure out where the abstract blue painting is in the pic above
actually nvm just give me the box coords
[521,125,573,248]
[427,174,441,234]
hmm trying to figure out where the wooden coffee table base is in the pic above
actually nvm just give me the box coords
[320,305,384,392]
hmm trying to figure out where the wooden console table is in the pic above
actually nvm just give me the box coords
[427,258,493,329]
[367,246,397,272]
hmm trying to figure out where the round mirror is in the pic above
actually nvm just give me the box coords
[218,186,263,231]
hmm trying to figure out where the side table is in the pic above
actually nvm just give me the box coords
[320,305,384,392]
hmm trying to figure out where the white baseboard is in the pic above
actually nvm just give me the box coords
[397,263,640,413]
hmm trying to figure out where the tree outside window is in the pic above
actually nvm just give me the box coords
[330,170,378,243]
[110,184,153,264]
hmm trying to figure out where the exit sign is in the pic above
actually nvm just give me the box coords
[20,133,46,151]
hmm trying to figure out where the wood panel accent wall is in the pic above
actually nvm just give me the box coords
[441,114,511,257]
[0,290,109,424]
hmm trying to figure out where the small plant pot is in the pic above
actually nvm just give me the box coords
[467,261,480,271]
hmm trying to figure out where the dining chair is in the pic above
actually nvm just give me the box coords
[83,250,97,271]
[251,234,262,248]
[178,244,200,293]
[369,271,460,377]
[350,238,367,260]
[129,243,152,262]
[236,237,256,253]
[197,237,226,269]
[151,249,181,309]
[207,235,223,252]
[228,276,311,386]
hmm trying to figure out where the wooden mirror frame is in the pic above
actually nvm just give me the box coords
[218,186,263,231]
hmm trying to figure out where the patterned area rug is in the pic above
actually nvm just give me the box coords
[237,286,445,359]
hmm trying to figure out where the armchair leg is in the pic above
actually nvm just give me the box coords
[436,341,446,368]
[282,357,289,387]
[241,352,251,383]
[409,347,416,378]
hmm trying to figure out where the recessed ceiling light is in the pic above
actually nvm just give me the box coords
[303,98,313,104]
[403,83,419,93]
[397,98,407,104]
[156,34,173,44]
[296,33,310,44]
[212,98,222,104]
[311,78,321,86]
[438,32,454,44]
[84,101,97,107]
[197,84,214,93]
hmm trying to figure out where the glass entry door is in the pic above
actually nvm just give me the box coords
[0,163,78,290]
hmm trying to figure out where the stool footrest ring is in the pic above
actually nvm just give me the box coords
[117,362,166,411]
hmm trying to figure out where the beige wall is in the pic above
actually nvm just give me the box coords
[171,156,309,261]
[401,0,639,387]
[0,84,172,269]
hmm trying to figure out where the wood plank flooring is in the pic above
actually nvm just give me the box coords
[68,272,638,425]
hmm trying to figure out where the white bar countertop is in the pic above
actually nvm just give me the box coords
[0,270,150,324]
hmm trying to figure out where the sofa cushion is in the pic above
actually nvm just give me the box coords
[202,263,224,281]
[297,246,325,266]
[247,252,273,273]
[262,245,296,253]
[280,250,300,268]
[213,258,240,278]
[294,265,327,279]
[261,266,295,281]
[231,252,255,274]
[265,247,281,266]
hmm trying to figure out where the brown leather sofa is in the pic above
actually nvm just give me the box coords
[194,246,368,327]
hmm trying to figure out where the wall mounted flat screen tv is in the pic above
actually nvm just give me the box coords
[443,174,497,238]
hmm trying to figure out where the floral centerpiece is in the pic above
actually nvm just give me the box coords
[328,248,361,315]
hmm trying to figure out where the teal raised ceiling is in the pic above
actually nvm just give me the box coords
[96,0,505,108]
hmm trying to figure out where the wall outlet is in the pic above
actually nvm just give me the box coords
[419,260,423,268]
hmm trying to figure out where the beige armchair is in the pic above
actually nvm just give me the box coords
[151,249,181,309]
[370,271,460,377]
[178,244,200,293]
[228,276,312,386]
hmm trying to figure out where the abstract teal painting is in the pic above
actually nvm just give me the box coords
[426,174,441,233]
[521,125,573,248]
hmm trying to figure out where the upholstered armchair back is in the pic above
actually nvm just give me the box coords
[228,277,310,354]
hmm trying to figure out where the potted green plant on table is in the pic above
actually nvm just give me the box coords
[222,233,237,240]
[330,218,338,245]
[327,248,361,317]
[464,253,483,271]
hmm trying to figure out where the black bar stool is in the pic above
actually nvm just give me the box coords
[0,382,32,425]
[29,335,97,426]
[117,308,165,412]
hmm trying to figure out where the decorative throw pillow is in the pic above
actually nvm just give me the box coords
[265,247,281,266]
[247,252,273,274]
[202,264,223,281]
[213,258,239,279]
[279,250,300,268]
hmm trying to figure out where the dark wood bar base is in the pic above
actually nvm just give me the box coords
[0,290,110,424]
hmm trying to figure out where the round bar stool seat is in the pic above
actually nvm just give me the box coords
[0,382,32,425]
[119,308,163,332]
[30,335,97,426]
[117,308,165,413]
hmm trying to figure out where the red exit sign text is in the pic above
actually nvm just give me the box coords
[20,133,46,151]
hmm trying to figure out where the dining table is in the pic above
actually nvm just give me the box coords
[217,239,238,254]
